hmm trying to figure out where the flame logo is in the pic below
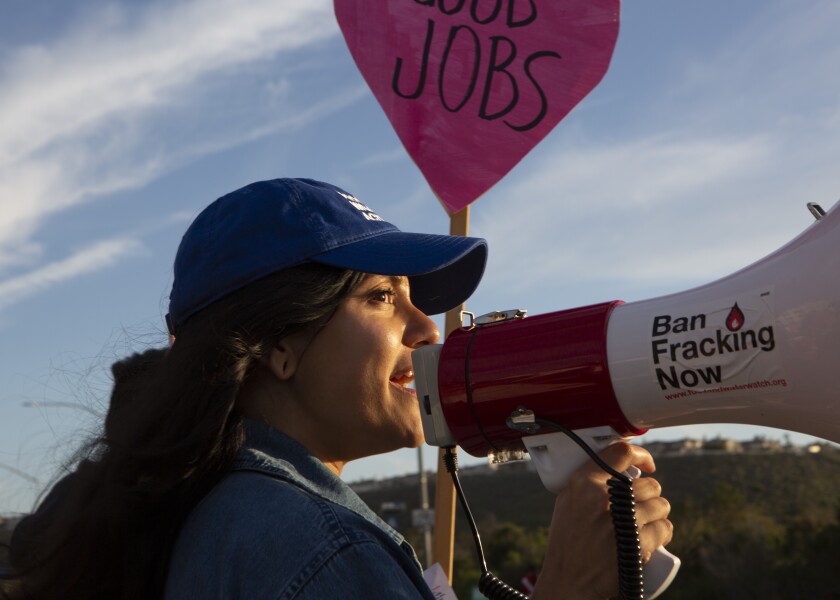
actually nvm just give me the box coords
[726,303,745,331]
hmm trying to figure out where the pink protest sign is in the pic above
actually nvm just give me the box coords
[335,0,620,215]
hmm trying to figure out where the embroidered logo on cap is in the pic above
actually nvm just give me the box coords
[336,190,383,221]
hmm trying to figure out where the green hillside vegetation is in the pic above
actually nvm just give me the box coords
[355,446,840,600]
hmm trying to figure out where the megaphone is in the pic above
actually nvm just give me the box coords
[412,200,840,599]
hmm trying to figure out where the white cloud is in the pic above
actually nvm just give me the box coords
[663,1,840,129]
[0,0,349,281]
[473,133,783,289]
[472,0,840,306]
[0,238,144,310]
[474,126,838,309]
[0,0,336,165]
[352,147,408,169]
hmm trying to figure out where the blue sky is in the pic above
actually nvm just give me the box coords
[1,0,838,513]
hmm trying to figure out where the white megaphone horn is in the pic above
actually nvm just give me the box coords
[412,199,840,599]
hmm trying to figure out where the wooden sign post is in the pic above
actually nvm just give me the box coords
[432,206,470,578]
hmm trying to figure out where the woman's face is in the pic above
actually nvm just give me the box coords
[284,274,440,468]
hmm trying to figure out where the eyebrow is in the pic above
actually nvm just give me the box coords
[374,275,409,290]
[388,275,410,292]
[355,275,411,300]
[361,274,408,290]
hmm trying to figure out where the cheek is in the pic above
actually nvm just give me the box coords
[403,408,425,446]
[315,311,412,427]
[354,318,401,369]
[332,323,393,400]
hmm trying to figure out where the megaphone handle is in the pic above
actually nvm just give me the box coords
[621,465,680,599]
[644,547,681,600]
[522,427,680,599]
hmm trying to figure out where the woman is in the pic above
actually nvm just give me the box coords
[9,178,672,599]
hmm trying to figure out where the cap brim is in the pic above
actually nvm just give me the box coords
[313,231,487,315]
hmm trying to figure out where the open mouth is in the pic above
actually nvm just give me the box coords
[390,369,416,395]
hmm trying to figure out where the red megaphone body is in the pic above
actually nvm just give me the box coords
[414,202,840,458]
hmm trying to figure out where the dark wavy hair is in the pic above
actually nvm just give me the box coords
[5,263,365,600]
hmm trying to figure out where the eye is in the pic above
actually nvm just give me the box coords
[370,288,397,305]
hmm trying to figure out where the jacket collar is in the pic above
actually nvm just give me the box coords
[232,418,406,547]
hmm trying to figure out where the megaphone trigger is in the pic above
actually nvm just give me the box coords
[520,425,626,494]
[625,465,643,480]
[520,423,680,600]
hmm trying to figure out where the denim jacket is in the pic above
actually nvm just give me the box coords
[164,419,436,600]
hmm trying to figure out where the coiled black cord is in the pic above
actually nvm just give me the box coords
[533,418,644,600]
[608,478,644,599]
[445,419,645,600]
[478,571,529,600]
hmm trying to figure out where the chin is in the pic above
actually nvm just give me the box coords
[389,426,425,451]
[405,433,425,449]
[364,433,423,459]
[403,416,425,447]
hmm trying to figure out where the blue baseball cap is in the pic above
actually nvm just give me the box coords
[167,178,487,333]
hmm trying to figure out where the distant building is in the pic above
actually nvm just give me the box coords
[741,436,784,454]
[351,477,386,494]
[642,439,704,456]
[702,437,744,453]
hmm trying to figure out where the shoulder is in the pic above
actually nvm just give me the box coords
[169,470,358,572]
[165,470,431,600]
[286,540,436,600]
[204,470,355,540]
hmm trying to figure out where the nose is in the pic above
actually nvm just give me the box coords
[404,305,441,349]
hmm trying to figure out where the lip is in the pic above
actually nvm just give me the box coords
[389,380,417,396]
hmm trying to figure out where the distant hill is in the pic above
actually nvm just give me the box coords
[355,445,840,599]
[356,445,840,531]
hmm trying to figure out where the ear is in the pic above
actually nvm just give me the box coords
[264,335,305,381]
